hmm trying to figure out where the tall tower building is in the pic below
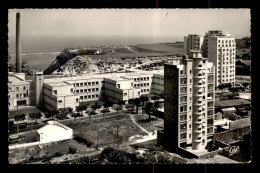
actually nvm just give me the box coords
[184,34,204,55]
[16,12,21,73]
[204,30,236,87]
[184,30,236,87]
[163,50,215,151]
[33,71,44,108]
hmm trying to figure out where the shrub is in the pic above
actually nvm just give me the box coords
[53,152,62,157]
[71,112,82,117]
[69,147,77,154]
[76,156,96,164]
[73,134,94,147]
[89,109,96,115]
[100,147,142,164]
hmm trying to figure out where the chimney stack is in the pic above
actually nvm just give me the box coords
[16,12,21,73]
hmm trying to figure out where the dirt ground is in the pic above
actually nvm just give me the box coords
[8,139,95,164]
[66,114,148,149]
[134,114,164,132]
[9,112,164,164]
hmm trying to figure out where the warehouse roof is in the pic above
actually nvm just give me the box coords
[236,60,251,66]
[37,121,72,135]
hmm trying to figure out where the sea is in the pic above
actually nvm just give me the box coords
[8,36,180,71]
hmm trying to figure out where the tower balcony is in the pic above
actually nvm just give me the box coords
[193,75,204,79]
[193,102,203,106]
[193,129,202,133]
[194,66,203,70]
[193,139,202,143]
[193,112,203,115]
[193,92,204,97]
[193,121,203,125]
[193,84,204,88]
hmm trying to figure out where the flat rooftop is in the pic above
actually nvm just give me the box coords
[44,70,164,84]
[9,76,23,83]
[215,99,251,108]
[45,82,71,87]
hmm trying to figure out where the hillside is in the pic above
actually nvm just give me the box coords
[43,49,78,75]
[236,37,251,50]
[43,42,184,75]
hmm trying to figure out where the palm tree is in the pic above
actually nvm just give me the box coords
[140,95,149,116]
[145,102,154,121]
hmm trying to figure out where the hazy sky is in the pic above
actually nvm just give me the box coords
[8,9,251,40]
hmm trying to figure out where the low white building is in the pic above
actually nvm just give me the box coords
[36,121,73,143]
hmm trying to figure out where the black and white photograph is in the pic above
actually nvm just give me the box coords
[7,9,251,164]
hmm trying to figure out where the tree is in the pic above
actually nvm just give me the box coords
[14,114,26,122]
[71,112,82,122]
[101,108,109,118]
[89,109,96,115]
[145,102,154,121]
[66,107,73,114]
[76,105,87,121]
[153,101,162,119]
[35,112,42,123]
[93,102,101,110]
[103,102,110,108]
[91,104,98,111]
[132,98,141,114]
[29,112,41,123]
[140,95,149,116]
[46,110,59,119]
[117,100,125,110]
[125,104,134,114]
[112,104,121,115]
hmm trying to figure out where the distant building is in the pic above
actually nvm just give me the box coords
[151,74,164,95]
[161,50,215,151]
[184,30,236,87]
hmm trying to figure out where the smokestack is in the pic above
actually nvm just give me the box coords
[16,12,21,73]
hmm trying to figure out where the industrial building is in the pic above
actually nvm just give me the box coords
[8,70,164,111]
[159,50,215,152]
[8,73,31,110]
[184,30,236,87]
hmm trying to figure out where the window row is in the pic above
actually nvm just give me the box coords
[105,88,123,95]
[16,93,28,98]
[44,93,57,102]
[74,81,99,87]
[133,83,150,87]
[152,76,163,80]
[141,89,149,93]
[75,88,99,93]
[151,88,163,93]
[151,82,163,86]
[134,77,150,81]
[13,86,27,92]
